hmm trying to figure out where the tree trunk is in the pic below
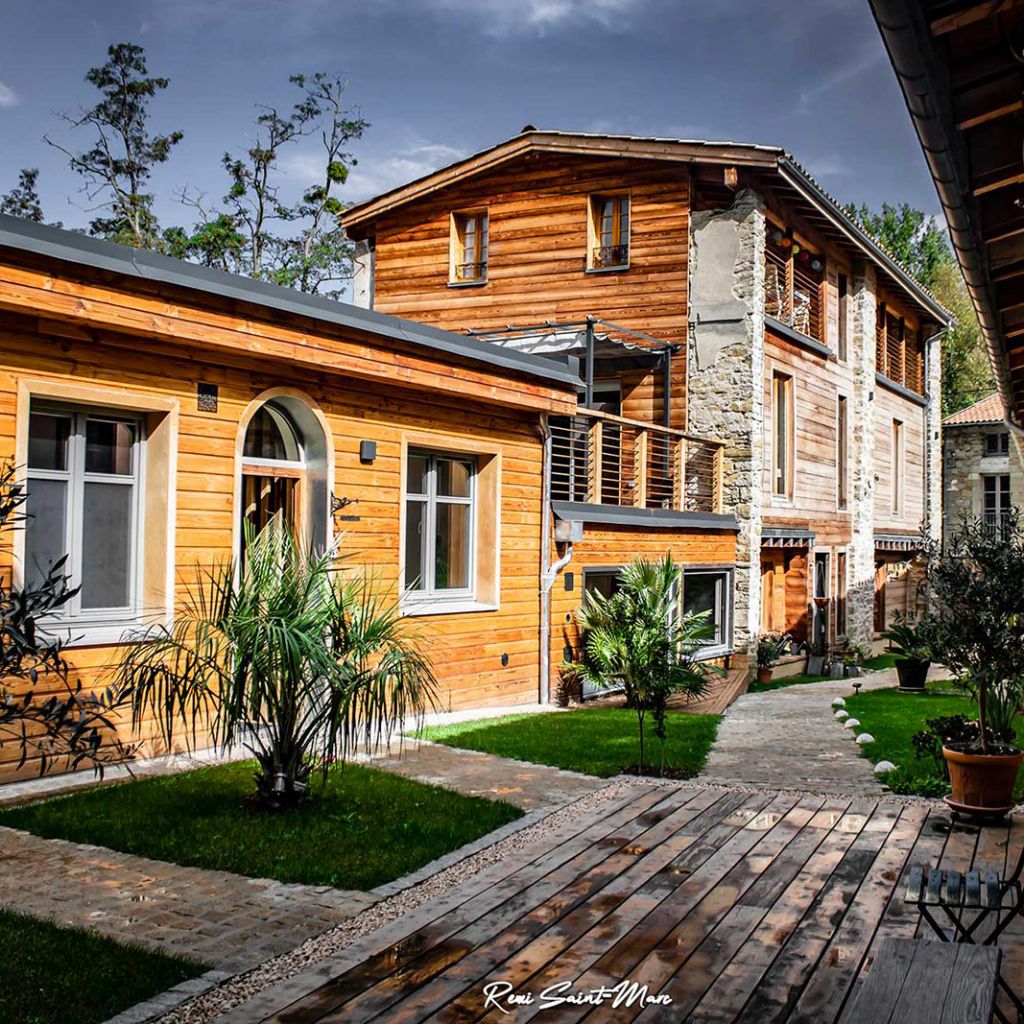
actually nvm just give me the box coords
[636,710,645,772]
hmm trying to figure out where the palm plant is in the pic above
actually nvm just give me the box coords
[576,555,717,775]
[116,517,438,808]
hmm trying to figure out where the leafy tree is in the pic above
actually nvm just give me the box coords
[116,517,437,809]
[576,555,716,775]
[847,200,994,415]
[46,43,182,249]
[0,463,130,775]
[926,509,1024,749]
[175,73,368,296]
[929,260,995,415]
[0,169,44,222]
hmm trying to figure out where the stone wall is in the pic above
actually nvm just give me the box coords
[687,189,765,654]
[943,420,1024,537]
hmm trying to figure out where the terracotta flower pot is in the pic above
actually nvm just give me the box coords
[756,667,773,684]
[895,658,930,691]
[942,744,1023,818]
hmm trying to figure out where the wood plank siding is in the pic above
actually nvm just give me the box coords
[366,154,691,428]
[0,248,581,781]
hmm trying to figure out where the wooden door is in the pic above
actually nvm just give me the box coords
[241,467,303,557]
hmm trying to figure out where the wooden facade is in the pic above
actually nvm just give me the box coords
[344,130,948,655]
[0,225,589,781]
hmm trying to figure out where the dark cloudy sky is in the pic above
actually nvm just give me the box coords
[0,0,939,232]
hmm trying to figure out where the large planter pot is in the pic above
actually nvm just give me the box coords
[943,744,1024,818]
[895,658,930,691]
[756,667,773,684]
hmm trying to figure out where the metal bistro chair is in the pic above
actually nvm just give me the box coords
[905,839,1024,1022]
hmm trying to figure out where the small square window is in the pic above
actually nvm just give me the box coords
[984,432,1010,457]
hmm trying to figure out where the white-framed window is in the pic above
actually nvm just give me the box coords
[983,474,1011,536]
[404,451,476,601]
[682,568,733,658]
[588,194,630,270]
[25,405,144,628]
[450,210,488,284]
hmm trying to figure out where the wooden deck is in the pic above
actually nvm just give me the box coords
[224,785,1024,1024]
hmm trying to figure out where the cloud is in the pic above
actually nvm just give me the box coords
[795,45,884,115]
[805,154,850,177]
[0,82,19,109]
[343,141,467,201]
[424,0,646,35]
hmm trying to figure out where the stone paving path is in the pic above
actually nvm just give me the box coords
[698,665,942,795]
[0,826,378,971]
[359,738,604,811]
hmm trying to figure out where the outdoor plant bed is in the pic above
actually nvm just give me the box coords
[0,907,206,1024]
[416,708,720,779]
[0,761,522,890]
[755,632,789,686]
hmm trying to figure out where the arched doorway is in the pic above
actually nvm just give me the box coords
[239,395,329,556]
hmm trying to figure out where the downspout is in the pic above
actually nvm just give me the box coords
[537,414,574,705]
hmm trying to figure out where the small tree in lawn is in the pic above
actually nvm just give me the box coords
[577,555,717,775]
[926,509,1024,749]
[116,516,438,809]
[0,463,129,775]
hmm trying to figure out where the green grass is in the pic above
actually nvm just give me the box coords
[0,907,205,1024]
[0,761,521,891]
[845,681,1024,799]
[748,672,832,693]
[414,707,720,779]
[862,653,899,671]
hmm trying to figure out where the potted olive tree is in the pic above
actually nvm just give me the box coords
[926,511,1024,818]
[756,633,788,685]
[881,614,934,692]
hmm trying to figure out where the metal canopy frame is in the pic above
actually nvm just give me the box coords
[468,317,678,427]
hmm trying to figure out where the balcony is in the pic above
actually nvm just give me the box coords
[550,409,725,514]
[591,244,629,270]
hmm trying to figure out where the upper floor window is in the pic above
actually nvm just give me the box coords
[589,194,630,270]
[26,406,142,624]
[891,418,905,515]
[405,451,476,598]
[837,394,849,511]
[984,474,1011,536]
[450,211,488,284]
[984,432,1010,457]
[772,371,794,500]
[764,223,825,342]
[837,273,849,362]
[876,305,924,394]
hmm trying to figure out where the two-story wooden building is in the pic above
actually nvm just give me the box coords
[341,129,951,659]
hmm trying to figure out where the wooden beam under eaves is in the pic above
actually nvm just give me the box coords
[931,0,1023,36]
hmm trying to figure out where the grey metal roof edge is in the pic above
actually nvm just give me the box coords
[764,315,834,360]
[777,158,953,325]
[551,500,738,532]
[874,373,928,408]
[0,214,581,390]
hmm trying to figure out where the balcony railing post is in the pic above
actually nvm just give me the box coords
[634,429,648,508]
[588,418,603,504]
[674,436,687,511]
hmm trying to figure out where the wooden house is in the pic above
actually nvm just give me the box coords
[341,129,951,658]
[0,212,639,779]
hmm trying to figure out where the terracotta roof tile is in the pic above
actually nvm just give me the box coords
[943,393,1004,426]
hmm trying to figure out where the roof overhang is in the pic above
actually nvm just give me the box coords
[551,500,738,533]
[342,129,949,326]
[870,0,1024,422]
[0,214,581,394]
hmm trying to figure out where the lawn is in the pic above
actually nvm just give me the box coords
[845,681,1024,799]
[0,761,521,891]
[0,908,205,1024]
[414,707,720,778]
[748,672,832,693]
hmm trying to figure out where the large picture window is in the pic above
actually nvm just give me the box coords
[26,406,143,625]
[683,568,733,657]
[404,451,476,599]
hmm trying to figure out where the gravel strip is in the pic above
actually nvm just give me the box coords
[157,778,649,1024]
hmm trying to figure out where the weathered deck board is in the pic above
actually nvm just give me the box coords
[225,789,1024,1024]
